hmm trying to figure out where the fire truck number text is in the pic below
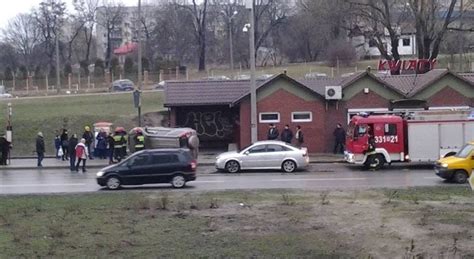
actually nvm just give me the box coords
[374,136,398,144]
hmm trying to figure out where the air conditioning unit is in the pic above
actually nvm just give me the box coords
[325,86,342,100]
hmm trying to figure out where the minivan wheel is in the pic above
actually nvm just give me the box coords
[282,160,296,173]
[453,170,468,184]
[106,176,121,190]
[171,174,186,188]
[225,160,240,173]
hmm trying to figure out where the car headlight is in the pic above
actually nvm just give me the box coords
[441,163,448,168]
[96,171,105,177]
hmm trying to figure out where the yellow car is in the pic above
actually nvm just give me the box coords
[435,142,474,183]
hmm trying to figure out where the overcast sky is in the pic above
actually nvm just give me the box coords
[0,0,139,30]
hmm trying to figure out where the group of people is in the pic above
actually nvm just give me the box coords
[40,126,95,172]
[267,124,304,147]
[266,123,347,154]
[36,126,146,172]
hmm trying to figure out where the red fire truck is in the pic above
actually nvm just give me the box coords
[344,109,474,169]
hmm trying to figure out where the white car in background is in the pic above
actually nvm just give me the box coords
[215,140,309,173]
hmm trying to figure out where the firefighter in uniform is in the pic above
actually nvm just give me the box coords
[134,129,145,152]
[113,129,126,162]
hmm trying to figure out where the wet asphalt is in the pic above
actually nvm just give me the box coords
[0,163,456,195]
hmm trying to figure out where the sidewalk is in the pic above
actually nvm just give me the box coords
[0,153,346,170]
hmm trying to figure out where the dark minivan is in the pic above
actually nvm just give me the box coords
[96,149,197,190]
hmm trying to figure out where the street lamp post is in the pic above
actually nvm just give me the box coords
[136,0,143,127]
[55,23,61,94]
[245,0,257,143]
[228,11,238,73]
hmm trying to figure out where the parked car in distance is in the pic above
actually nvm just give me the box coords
[96,149,197,190]
[0,85,12,98]
[153,81,166,89]
[111,79,134,91]
[235,74,250,80]
[435,141,474,183]
[304,72,327,79]
[0,93,12,98]
[256,74,274,80]
[202,75,231,81]
[215,140,309,173]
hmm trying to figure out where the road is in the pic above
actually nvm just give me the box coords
[0,163,454,195]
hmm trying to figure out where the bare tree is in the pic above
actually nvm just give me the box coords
[33,0,67,68]
[152,3,196,64]
[252,0,288,60]
[2,13,41,70]
[174,0,209,71]
[408,0,458,60]
[96,1,124,68]
[73,0,100,63]
[346,0,411,62]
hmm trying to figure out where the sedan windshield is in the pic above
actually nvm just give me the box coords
[455,144,474,158]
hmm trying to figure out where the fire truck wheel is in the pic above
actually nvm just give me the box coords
[366,154,385,170]
[453,170,468,184]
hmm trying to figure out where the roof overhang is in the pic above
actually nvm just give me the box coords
[389,99,428,110]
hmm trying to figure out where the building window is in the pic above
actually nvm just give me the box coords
[368,39,377,47]
[291,112,312,122]
[402,38,410,46]
[259,112,280,123]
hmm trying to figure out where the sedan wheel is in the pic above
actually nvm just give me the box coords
[171,175,186,188]
[282,160,296,173]
[225,160,240,173]
[106,176,121,190]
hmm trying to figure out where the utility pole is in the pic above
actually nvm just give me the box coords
[55,33,61,93]
[137,0,142,91]
[229,11,238,74]
[136,0,142,127]
[246,0,257,143]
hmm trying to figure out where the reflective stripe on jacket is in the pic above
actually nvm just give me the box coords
[113,135,123,148]
[135,135,145,148]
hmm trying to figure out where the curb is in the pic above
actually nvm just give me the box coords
[0,160,346,171]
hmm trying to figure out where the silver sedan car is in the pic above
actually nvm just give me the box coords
[215,140,309,173]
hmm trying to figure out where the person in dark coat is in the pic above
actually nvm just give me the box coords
[96,129,107,159]
[106,132,115,164]
[280,125,293,144]
[267,124,279,140]
[0,135,10,165]
[82,126,94,159]
[295,125,304,148]
[54,134,61,159]
[36,132,45,167]
[60,129,69,160]
[68,134,78,171]
[333,123,346,154]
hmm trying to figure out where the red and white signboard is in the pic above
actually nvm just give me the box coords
[378,59,437,74]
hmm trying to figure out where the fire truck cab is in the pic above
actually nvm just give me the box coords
[345,109,474,170]
[345,115,406,169]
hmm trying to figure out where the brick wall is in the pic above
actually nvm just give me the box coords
[239,89,326,152]
[426,86,474,107]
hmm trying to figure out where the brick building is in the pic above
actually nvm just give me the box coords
[164,69,474,153]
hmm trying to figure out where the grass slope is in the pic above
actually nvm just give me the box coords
[0,187,473,257]
[0,91,164,156]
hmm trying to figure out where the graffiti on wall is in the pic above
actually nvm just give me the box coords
[180,111,235,141]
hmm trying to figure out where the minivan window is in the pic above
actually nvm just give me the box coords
[128,154,149,166]
[151,154,179,164]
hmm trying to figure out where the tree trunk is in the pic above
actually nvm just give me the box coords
[198,32,206,71]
